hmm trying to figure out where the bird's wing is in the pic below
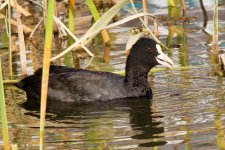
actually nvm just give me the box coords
[47,70,124,102]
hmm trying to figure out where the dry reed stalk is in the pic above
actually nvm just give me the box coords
[100,30,111,44]
[7,0,13,77]
[43,0,47,19]
[29,18,44,38]
[1,14,33,33]
[10,0,31,16]
[27,0,93,57]
[14,0,27,76]
[0,13,5,19]
[153,18,159,38]
[130,0,170,50]
[0,1,8,10]
[0,0,31,16]
[103,45,111,63]
[51,13,156,61]
[53,16,94,56]
[86,0,111,44]
[10,19,33,33]
[181,0,186,16]
[213,0,218,54]
[142,0,148,25]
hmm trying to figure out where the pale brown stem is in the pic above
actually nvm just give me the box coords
[14,0,27,76]
[142,0,148,25]
[153,18,159,38]
[181,0,186,16]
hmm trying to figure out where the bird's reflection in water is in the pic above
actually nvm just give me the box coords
[22,97,167,148]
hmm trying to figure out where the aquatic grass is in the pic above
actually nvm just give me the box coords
[0,59,10,150]
[39,0,55,149]
[68,0,75,45]
[51,0,169,61]
[51,12,155,61]
[27,0,94,57]
[167,0,175,7]
[14,0,27,76]
[64,0,75,67]
[86,0,111,44]
[53,16,93,56]
[129,0,170,51]
[168,1,181,18]
[213,0,218,54]
[51,0,128,61]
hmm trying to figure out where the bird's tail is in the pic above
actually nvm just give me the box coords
[14,79,25,90]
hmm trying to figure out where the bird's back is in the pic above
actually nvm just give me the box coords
[16,66,126,104]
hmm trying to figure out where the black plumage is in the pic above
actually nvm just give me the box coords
[15,37,174,104]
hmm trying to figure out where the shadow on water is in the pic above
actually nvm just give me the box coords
[22,97,166,148]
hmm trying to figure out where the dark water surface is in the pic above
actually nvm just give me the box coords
[2,0,225,149]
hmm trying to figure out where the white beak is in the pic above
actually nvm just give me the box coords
[155,44,174,68]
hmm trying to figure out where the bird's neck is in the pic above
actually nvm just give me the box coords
[124,59,151,89]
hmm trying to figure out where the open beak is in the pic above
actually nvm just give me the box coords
[155,44,174,68]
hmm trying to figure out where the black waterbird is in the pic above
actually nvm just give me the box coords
[15,38,174,104]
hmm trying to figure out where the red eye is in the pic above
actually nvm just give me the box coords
[147,48,153,52]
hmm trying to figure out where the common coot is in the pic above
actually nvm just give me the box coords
[15,37,174,104]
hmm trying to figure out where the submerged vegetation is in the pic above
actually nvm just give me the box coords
[0,0,225,149]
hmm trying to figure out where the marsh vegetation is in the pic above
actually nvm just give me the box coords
[1,0,225,149]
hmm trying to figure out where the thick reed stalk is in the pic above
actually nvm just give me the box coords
[0,59,10,150]
[213,0,218,54]
[14,0,27,76]
[181,0,186,16]
[8,0,13,78]
[39,0,55,149]
[168,0,175,7]
[86,0,110,44]
[142,0,148,25]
